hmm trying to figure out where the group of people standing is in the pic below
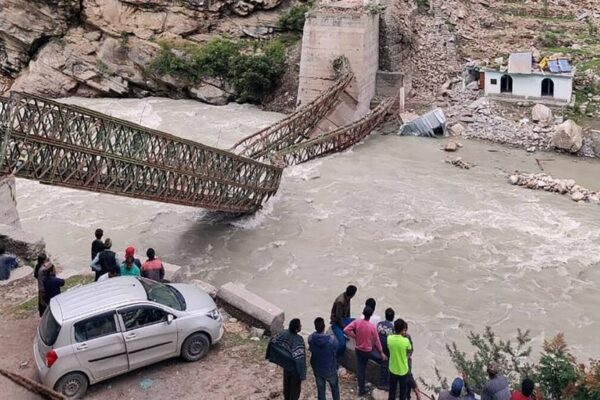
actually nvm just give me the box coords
[90,228,166,282]
[267,285,539,400]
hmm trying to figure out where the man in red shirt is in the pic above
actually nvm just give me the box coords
[511,378,535,400]
[344,306,388,396]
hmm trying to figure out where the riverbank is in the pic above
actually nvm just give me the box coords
[0,273,359,399]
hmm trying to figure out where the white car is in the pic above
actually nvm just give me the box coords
[34,276,223,398]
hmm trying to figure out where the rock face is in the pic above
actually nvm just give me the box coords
[0,176,20,228]
[531,104,553,127]
[551,120,583,153]
[0,0,80,76]
[2,0,285,101]
[190,78,232,105]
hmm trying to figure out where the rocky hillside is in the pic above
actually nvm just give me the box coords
[0,0,296,103]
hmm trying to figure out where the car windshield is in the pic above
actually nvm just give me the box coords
[138,278,186,311]
[39,307,61,346]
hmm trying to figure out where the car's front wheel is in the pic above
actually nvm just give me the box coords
[181,332,210,362]
[54,372,89,399]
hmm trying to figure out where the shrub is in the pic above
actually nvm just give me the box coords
[149,38,286,104]
[538,31,559,48]
[278,2,314,32]
[231,41,286,102]
[536,334,582,400]
[416,0,429,13]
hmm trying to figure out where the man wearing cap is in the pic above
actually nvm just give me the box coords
[482,362,511,400]
[120,246,141,276]
[438,373,475,400]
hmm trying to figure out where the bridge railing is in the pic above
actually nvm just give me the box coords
[0,93,282,213]
[230,71,353,161]
[272,97,395,166]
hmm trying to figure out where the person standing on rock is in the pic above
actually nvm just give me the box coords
[43,262,65,306]
[120,246,141,277]
[387,318,412,400]
[343,306,387,396]
[141,248,166,282]
[330,285,357,359]
[90,238,120,281]
[91,228,104,260]
[309,317,340,400]
[481,362,511,400]
[0,244,18,281]
[266,318,306,400]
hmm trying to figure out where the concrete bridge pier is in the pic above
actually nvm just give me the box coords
[297,5,380,134]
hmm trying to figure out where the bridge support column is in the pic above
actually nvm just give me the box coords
[298,5,379,133]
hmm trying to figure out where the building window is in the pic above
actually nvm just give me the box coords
[490,79,498,85]
[541,78,554,97]
[500,75,513,93]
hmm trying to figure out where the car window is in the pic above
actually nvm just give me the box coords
[119,307,167,331]
[74,313,117,343]
[40,308,61,346]
[138,278,185,311]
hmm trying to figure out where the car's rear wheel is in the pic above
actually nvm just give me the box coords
[181,332,210,362]
[54,372,88,399]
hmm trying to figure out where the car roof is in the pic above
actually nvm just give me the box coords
[51,276,148,322]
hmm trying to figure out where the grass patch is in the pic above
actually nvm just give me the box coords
[149,38,287,103]
[579,57,600,72]
[13,274,95,315]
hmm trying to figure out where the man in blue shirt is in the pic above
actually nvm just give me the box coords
[309,317,340,400]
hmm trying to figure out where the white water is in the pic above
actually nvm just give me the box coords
[15,97,600,379]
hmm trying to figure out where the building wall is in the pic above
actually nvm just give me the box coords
[484,71,572,102]
[298,9,379,129]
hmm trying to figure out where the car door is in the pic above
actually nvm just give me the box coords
[117,305,178,371]
[72,312,129,381]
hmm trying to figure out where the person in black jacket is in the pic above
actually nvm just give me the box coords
[34,254,48,316]
[42,262,64,306]
[266,319,306,400]
[91,228,104,261]
[90,238,120,281]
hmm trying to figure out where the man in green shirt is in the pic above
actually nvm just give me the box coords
[387,319,412,400]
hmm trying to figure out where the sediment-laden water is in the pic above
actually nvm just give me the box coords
[16,97,600,380]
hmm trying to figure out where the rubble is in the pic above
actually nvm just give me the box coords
[508,172,600,204]
[445,157,473,169]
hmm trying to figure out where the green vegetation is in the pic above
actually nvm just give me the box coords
[416,0,429,13]
[278,1,314,33]
[422,327,600,399]
[14,274,95,315]
[149,38,287,103]
[96,59,110,74]
[538,32,560,48]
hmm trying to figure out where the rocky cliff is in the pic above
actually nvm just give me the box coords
[0,0,290,101]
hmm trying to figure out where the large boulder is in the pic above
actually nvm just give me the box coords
[552,120,583,153]
[531,104,553,127]
[190,78,232,106]
[588,130,600,157]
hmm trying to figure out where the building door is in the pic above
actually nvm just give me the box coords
[541,78,554,97]
[500,75,513,93]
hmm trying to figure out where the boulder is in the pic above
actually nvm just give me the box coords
[190,79,231,106]
[445,141,458,152]
[571,191,585,202]
[0,224,45,261]
[531,104,553,127]
[448,123,465,136]
[190,279,218,298]
[551,120,583,153]
[217,282,285,335]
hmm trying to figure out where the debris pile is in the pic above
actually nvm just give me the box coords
[445,157,473,169]
[508,172,600,203]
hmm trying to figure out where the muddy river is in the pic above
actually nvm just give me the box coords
[15,97,600,380]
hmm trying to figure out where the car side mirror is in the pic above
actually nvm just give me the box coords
[167,314,174,324]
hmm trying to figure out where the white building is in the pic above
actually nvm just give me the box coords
[480,52,573,104]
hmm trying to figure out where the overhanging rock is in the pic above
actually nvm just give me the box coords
[217,282,285,335]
